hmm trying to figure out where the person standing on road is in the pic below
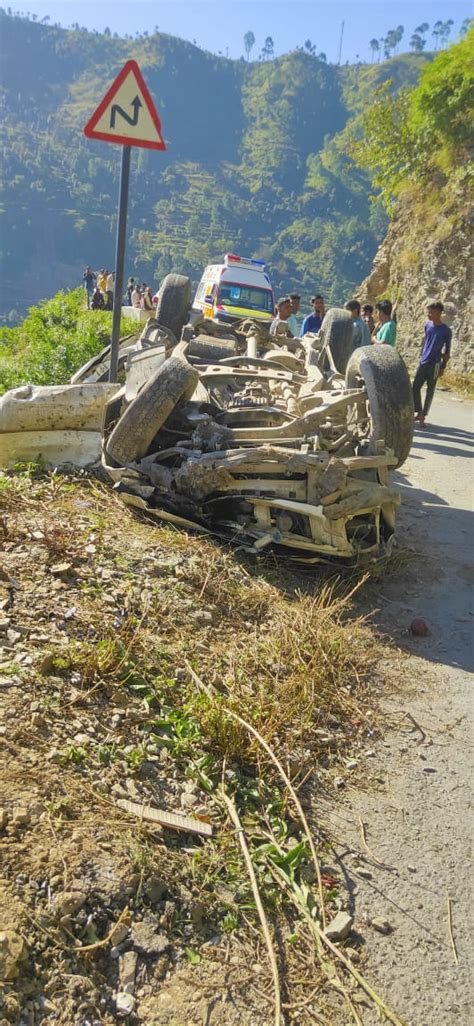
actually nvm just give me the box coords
[300,295,325,336]
[413,302,452,426]
[131,284,141,309]
[270,297,292,337]
[345,300,370,348]
[106,270,115,310]
[372,300,396,346]
[287,293,301,336]
[362,303,375,334]
[82,266,96,308]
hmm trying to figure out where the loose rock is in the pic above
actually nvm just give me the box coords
[410,617,429,636]
[371,917,392,934]
[0,930,27,980]
[116,991,135,1016]
[11,807,30,827]
[324,911,353,942]
[132,919,170,956]
[119,950,138,993]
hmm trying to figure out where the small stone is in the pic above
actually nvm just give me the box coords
[47,749,62,763]
[52,890,88,918]
[73,733,91,745]
[145,876,167,904]
[110,923,129,946]
[119,950,138,993]
[180,792,198,810]
[12,807,30,827]
[423,767,436,773]
[344,946,360,963]
[31,712,46,728]
[116,991,135,1016]
[371,917,392,934]
[407,865,417,873]
[174,668,186,681]
[7,628,21,644]
[50,562,73,577]
[324,912,353,942]
[0,930,27,980]
[410,618,429,637]
[132,920,170,956]
[39,654,57,675]
[345,760,358,770]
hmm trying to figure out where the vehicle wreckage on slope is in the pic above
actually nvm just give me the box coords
[0,274,414,563]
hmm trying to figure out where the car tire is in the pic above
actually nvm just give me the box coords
[320,308,354,373]
[105,354,198,466]
[154,274,192,340]
[345,344,414,468]
[188,335,238,362]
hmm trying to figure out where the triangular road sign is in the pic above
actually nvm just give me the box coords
[84,60,166,150]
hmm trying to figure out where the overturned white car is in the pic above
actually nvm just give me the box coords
[0,274,414,563]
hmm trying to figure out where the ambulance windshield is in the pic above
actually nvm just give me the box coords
[218,283,273,313]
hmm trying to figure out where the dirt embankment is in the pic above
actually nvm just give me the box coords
[357,193,473,374]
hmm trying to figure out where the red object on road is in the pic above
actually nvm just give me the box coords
[410,618,429,636]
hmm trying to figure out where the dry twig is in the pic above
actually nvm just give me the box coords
[447,895,458,964]
[186,661,327,931]
[221,790,282,1026]
[358,816,396,871]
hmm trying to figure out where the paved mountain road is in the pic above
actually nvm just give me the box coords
[329,391,473,1026]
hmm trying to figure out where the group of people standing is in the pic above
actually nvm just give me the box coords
[269,292,452,427]
[269,292,397,348]
[82,267,159,313]
[82,267,116,310]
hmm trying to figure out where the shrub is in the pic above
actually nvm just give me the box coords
[0,288,131,393]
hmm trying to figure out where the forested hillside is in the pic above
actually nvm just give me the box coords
[351,28,473,371]
[0,9,428,322]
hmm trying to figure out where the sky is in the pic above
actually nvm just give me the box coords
[11,1,472,63]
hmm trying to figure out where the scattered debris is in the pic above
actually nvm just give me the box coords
[116,798,214,837]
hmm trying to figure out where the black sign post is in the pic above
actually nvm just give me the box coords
[109,145,131,382]
[83,60,166,382]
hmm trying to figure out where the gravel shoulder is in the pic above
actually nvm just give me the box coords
[326,391,474,1026]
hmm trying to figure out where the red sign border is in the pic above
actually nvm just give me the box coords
[84,59,166,151]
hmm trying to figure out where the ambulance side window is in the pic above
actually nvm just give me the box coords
[196,282,206,302]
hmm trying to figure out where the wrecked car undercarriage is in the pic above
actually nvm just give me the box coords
[97,289,414,563]
[0,274,414,564]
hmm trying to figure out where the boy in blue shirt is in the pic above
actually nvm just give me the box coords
[413,302,452,426]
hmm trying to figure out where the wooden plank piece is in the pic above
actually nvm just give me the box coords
[116,798,214,837]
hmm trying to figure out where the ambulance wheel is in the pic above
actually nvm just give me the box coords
[154,274,192,340]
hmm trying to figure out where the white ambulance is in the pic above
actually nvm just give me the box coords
[192,254,274,324]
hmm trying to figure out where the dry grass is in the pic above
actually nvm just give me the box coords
[0,467,395,1026]
[440,369,474,399]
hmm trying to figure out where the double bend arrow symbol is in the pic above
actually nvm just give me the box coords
[110,95,142,129]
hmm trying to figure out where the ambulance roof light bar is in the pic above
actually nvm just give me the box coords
[224,254,266,269]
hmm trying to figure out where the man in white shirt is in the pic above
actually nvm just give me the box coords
[131,286,141,309]
[287,293,301,336]
[106,271,115,310]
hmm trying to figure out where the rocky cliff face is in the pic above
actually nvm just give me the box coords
[357,191,472,372]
